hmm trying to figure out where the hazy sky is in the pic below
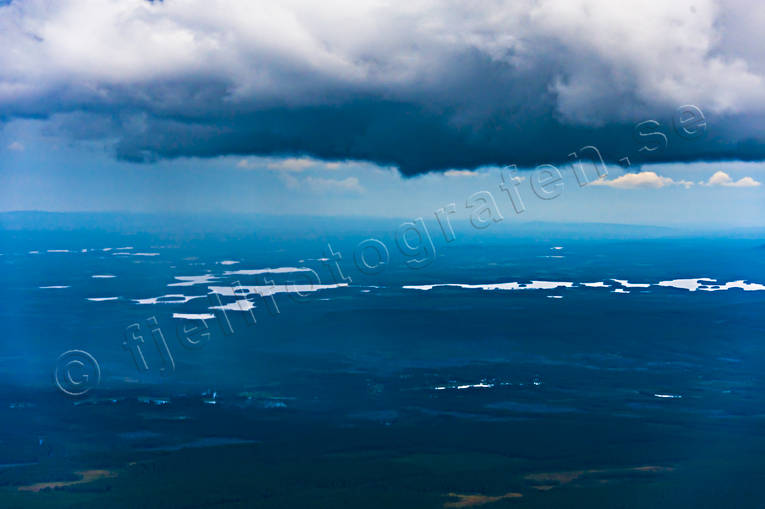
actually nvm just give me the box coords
[2,116,763,226]
[1,1,764,226]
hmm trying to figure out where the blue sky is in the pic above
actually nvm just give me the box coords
[1,1,764,227]
[2,117,763,227]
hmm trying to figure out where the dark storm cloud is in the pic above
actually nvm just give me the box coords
[3,0,765,173]
[110,99,765,175]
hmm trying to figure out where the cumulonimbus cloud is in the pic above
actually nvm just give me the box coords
[3,0,765,173]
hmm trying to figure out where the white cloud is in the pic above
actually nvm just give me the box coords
[7,141,24,151]
[590,171,693,189]
[442,169,524,181]
[236,159,255,169]
[282,175,364,194]
[444,170,480,177]
[700,170,761,187]
[266,158,317,172]
[237,157,343,172]
[3,0,765,125]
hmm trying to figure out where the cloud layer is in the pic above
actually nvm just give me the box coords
[3,0,765,173]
